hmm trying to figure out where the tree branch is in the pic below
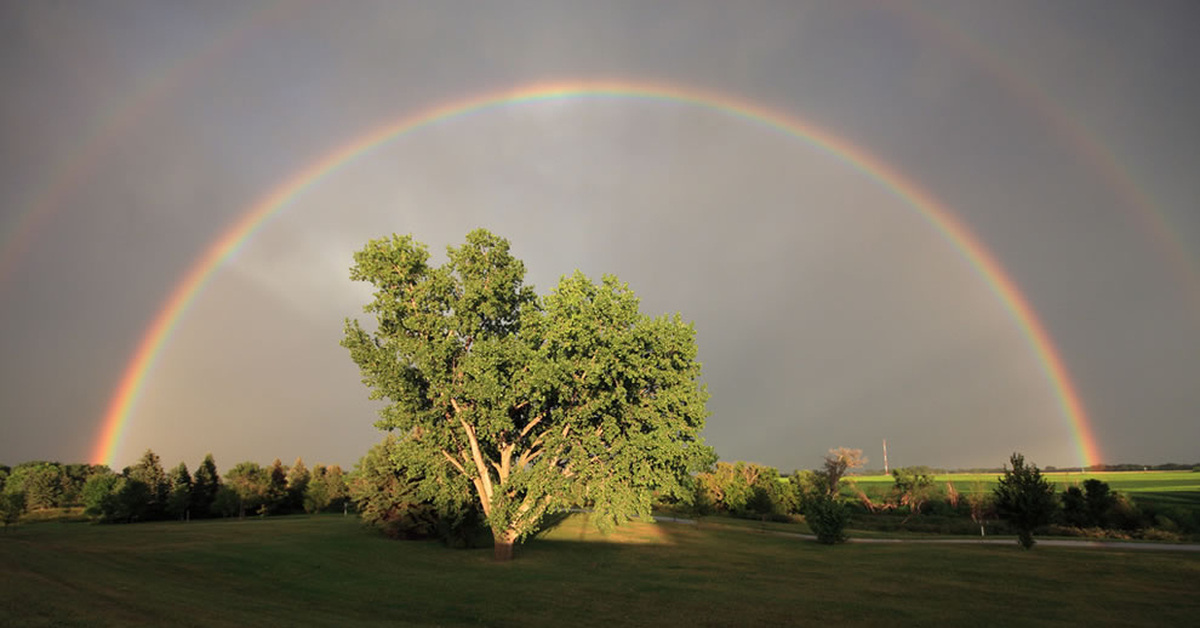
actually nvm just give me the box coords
[440,451,467,475]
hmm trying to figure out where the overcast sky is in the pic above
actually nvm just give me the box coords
[2,0,1197,472]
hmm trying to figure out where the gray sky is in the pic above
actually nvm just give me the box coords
[2,0,1197,472]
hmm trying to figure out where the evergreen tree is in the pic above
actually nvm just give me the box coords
[993,453,1057,549]
[265,459,288,514]
[166,462,192,520]
[191,454,221,517]
[128,449,169,518]
[285,457,310,513]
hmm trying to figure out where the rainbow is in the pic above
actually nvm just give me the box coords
[89,79,1103,468]
[892,4,1200,317]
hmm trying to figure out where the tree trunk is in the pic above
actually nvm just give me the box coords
[493,529,518,561]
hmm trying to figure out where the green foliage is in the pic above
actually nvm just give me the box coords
[211,485,241,518]
[891,467,936,515]
[820,448,866,497]
[341,230,712,557]
[285,458,310,513]
[789,470,823,513]
[351,437,437,538]
[805,494,848,544]
[0,466,7,493]
[4,462,64,510]
[127,450,169,518]
[225,462,269,518]
[1,491,25,528]
[106,478,152,523]
[191,454,221,517]
[304,465,348,514]
[81,472,119,519]
[166,462,192,520]
[993,453,1057,549]
[265,459,288,514]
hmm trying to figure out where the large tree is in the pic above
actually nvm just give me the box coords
[342,230,712,560]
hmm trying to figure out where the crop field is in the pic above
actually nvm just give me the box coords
[2,514,1199,627]
[847,470,1200,499]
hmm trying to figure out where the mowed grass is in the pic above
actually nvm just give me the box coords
[3,515,1199,627]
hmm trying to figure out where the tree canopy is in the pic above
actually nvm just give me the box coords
[341,229,713,559]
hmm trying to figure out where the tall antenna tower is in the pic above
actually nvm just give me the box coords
[883,439,889,475]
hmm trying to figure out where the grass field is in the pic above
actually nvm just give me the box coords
[3,514,1198,627]
[847,470,1200,494]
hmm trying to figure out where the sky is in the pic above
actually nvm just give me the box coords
[1,0,1198,473]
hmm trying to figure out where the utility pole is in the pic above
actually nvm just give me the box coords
[883,439,889,475]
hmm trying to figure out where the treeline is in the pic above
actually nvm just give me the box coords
[672,450,1197,542]
[0,450,351,525]
[858,462,1200,475]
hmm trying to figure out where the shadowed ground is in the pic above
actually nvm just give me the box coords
[2,514,1198,627]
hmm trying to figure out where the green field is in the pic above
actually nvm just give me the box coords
[3,514,1198,627]
[847,470,1200,493]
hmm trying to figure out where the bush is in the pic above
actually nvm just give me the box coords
[805,495,848,544]
[1139,528,1182,542]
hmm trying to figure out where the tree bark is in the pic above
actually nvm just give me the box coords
[493,529,518,561]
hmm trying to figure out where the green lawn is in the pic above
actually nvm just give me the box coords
[2,514,1198,627]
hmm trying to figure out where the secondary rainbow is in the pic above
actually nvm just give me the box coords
[0,0,297,287]
[892,4,1200,317]
[90,79,1103,468]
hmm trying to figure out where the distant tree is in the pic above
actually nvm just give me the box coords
[1,491,26,528]
[60,464,93,506]
[820,448,867,497]
[285,458,310,513]
[304,465,332,513]
[891,467,935,517]
[1083,479,1117,527]
[0,466,8,493]
[1060,485,1090,527]
[966,480,995,536]
[16,463,65,510]
[265,459,288,514]
[684,474,716,522]
[191,454,221,517]
[993,453,1057,549]
[108,477,152,522]
[325,465,349,512]
[747,466,793,520]
[166,462,192,520]
[789,470,823,514]
[128,450,169,518]
[225,462,269,518]
[341,230,713,560]
[691,461,753,516]
[82,472,120,520]
[211,485,241,518]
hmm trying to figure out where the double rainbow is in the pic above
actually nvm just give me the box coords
[89,79,1102,468]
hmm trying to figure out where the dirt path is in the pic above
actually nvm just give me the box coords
[649,515,1200,552]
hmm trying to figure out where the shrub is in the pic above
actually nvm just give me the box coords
[805,495,848,544]
[993,453,1056,549]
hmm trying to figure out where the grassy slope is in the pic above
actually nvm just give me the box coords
[2,514,1198,627]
